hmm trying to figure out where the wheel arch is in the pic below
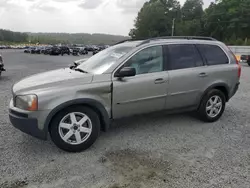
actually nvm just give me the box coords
[199,83,230,107]
[44,99,110,139]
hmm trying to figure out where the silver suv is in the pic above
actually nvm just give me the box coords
[9,36,241,152]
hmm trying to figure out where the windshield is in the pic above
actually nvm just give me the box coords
[77,44,133,74]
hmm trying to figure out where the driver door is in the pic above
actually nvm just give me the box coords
[112,45,169,119]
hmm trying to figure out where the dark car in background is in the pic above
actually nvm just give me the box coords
[0,54,5,76]
[60,46,70,56]
[92,45,106,55]
[50,46,70,56]
[50,46,61,55]
[241,55,250,65]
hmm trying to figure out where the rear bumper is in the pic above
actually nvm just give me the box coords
[230,82,240,99]
[9,109,47,140]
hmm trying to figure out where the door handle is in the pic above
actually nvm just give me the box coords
[199,72,208,77]
[154,78,165,84]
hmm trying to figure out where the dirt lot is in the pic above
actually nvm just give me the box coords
[0,50,250,188]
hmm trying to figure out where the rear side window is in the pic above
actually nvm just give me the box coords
[197,44,229,65]
[168,44,203,70]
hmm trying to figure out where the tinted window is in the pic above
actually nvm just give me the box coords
[168,44,203,70]
[197,44,229,65]
[124,46,163,75]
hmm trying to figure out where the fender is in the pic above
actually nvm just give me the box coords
[43,99,110,139]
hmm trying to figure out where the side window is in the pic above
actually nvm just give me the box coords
[197,44,229,65]
[168,44,203,70]
[124,46,163,75]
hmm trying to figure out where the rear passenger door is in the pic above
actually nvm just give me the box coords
[165,44,206,109]
[196,44,238,96]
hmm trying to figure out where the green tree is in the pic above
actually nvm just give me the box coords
[130,0,250,45]
[131,0,181,39]
[182,0,203,20]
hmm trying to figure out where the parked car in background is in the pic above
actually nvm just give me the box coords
[92,46,105,55]
[92,49,100,55]
[50,46,61,55]
[24,48,31,53]
[35,47,43,54]
[0,46,7,49]
[0,54,5,76]
[30,47,37,54]
[72,47,80,56]
[60,46,70,56]
[44,46,52,55]
[85,45,95,52]
[9,36,241,152]
[79,47,88,55]
[240,55,250,65]
[40,46,46,54]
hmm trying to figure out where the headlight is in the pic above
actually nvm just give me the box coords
[15,95,38,111]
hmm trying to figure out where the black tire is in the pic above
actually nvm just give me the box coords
[198,89,226,122]
[49,106,100,152]
[248,62,250,66]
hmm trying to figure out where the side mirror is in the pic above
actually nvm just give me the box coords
[115,67,136,78]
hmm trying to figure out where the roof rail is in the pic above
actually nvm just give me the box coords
[113,39,133,45]
[137,36,217,46]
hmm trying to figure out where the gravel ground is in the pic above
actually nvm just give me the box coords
[0,50,250,188]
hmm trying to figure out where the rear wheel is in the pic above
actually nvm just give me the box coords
[50,106,100,152]
[198,89,226,122]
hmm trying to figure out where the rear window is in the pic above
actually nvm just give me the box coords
[197,44,229,66]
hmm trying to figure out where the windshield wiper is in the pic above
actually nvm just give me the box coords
[74,68,88,73]
[69,62,78,69]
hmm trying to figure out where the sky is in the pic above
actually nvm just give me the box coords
[0,0,215,36]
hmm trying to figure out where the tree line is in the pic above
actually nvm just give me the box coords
[129,0,250,45]
[0,29,128,45]
[28,33,128,45]
[0,29,28,43]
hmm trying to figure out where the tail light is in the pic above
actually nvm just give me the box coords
[227,46,241,78]
[235,54,241,78]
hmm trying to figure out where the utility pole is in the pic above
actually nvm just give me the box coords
[172,18,175,36]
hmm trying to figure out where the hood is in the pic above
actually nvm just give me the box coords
[13,68,93,94]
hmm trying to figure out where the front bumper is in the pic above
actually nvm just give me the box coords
[9,109,47,140]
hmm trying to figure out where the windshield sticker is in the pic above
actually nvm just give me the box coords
[110,52,125,59]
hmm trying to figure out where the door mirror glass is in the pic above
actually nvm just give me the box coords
[115,67,136,78]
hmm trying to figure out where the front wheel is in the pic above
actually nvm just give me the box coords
[50,106,100,152]
[198,89,226,122]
